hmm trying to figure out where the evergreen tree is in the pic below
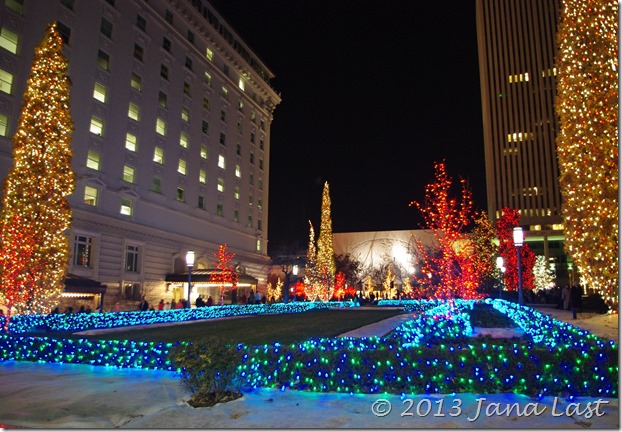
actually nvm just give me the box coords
[315,181,336,301]
[0,22,75,325]
[555,0,618,306]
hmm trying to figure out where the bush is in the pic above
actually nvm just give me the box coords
[169,336,243,407]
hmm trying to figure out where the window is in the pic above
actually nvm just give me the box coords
[61,0,74,9]
[100,18,113,38]
[258,177,263,190]
[217,177,224,192]
[201,121,209,134]
[56,21,71,44]
[122,164,135,183]
[247,216,252,228]
[238,78,245,92]
[238,101,244,112]
[128,102,140,121]
[202,97,210,110]
[0,69,13,94]
[248,194,253,206]
[0,27,18,53]
[249,173,254,186]
[236,120,242,134]
[206,47,213,61]
[250,153,255,164]
[216,203,223,216]
[220,110,226,122]
[162,37,171,52]
[136,14,146,32]
[156,117,166,136]
[219,132,226,145]
[120,198,133,216]
[130,73,141,91]
[151,176,162,193]
[84,186,98,206]
[221,86,228,99]
[250,132,255,143]
[93,82,106,103]
[125,133,137,152]
[153,146,164,164]
[86,150,100,170]
[89,116,104,136]
[158,91,167,107]
[257,198,262,210]
[177,159,186,175]
[260,120,265,131]
[125,245,139,272]
[234,186,240,200]
[236,143,241,156]
[179,131,189,148]
[74,235,92,267]
[5,0,24,14]
[199,168,206,184]
[223,64,229,76]
[97,50,110,71]
[165,9,173,24]
[185,56,192,70]
[200,144,208,159]
[187,30,194,44]
[218,155,225,169]
[257,220,262,231]
[183,81,191,96]
[259,138,264,150]
[181,107,189,122]
[259,158,264,170]
[133,43,144,62]
[234,210,239,222]
[160,64,169,80]
[235,164,241,178]
[0,113,8,136]
[204,72,212,86]
[256,239,262,252]
[176,187,185,202]
[198,195,205,209]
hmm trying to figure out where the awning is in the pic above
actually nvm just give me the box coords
[165,269,258,285]
[64,273,107,295]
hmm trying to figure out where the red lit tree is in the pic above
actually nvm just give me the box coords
[497,208,536,292]
[0,22,75,329]
[210,243,237,306]
[409,161,485,299]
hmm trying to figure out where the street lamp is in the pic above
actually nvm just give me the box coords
[496,256,506,299]
[186,250,195,309]
[292,265,299,302]
[513,227,524,305]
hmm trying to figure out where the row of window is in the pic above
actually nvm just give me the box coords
[74,234,140,273]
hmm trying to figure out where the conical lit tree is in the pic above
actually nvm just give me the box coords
[303,221,322,301]
[555,0,618,306]
[315,181,336,301]
[0,22,75,326]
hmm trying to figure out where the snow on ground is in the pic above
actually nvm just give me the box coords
[0,306,618,429]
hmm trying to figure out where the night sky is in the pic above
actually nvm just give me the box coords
[208,0,486,252]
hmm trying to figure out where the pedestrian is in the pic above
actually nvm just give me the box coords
[175,299,184,309]
[169,300,176,310]
[207,295,213,306]
[139,297,149,312]
[114,302,120,312]
[157,299,165,311]
[163,301,171,310]
[195,295,204,308]
[562,285,571,310]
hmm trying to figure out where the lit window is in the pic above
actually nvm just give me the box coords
[89,116,104,136]
[204,72,212,86]
[153,146,164,164]
[199,168,206,184]
[178,159,186,175]
[238,101,244,112]
[234,186,240,200]
[125,245,139,272]
[257,199,262,210]
[86,150,100,170]
[176,187,185,202]
[0,69,13,94]
[125,133,137,152]
[120,198,133,216]
[0,113,8,136]
[156,117,166,136]
[130,73,141,91]
[206,47,213,61]
[256,238,262,252]
[217,177,224,192]
[128,102,140,121]
[179,131,189,148]
[218,154,225,169]
[93,82,107,103]
[238,78,245,91]
[5,0,23,15]
[123,165,135,183]
[200,144,208,159]
[235,164,241,178]
[84,186,98,206]
[73,235,92,267]
[248,194,253,206]
[181,107,189,122]
[221,86,228,99]
[0,27,18,53]
[151,176,162,193]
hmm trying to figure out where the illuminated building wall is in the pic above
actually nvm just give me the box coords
[0,0,281,308]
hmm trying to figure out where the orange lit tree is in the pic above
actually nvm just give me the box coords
[409,161,485,299]
[497,208,535,293]
[0,22,75,328]
[210,243,237,306]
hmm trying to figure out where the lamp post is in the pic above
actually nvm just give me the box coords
[292,265,299,302]
[186,250,195,309]
[513,227,524,305]
[496,256,506,299]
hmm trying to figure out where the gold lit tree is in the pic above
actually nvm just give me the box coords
[555,0,618,306]
[303,221,322,301]
[0,22,75,325]
[315,181,336,301]
[266,277,283,303]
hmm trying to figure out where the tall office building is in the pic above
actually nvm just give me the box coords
[0,0,281,308]
[476,0,572,283]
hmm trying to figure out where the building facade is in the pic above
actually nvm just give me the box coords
[0,0,281,309]
[476,0,572,284]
